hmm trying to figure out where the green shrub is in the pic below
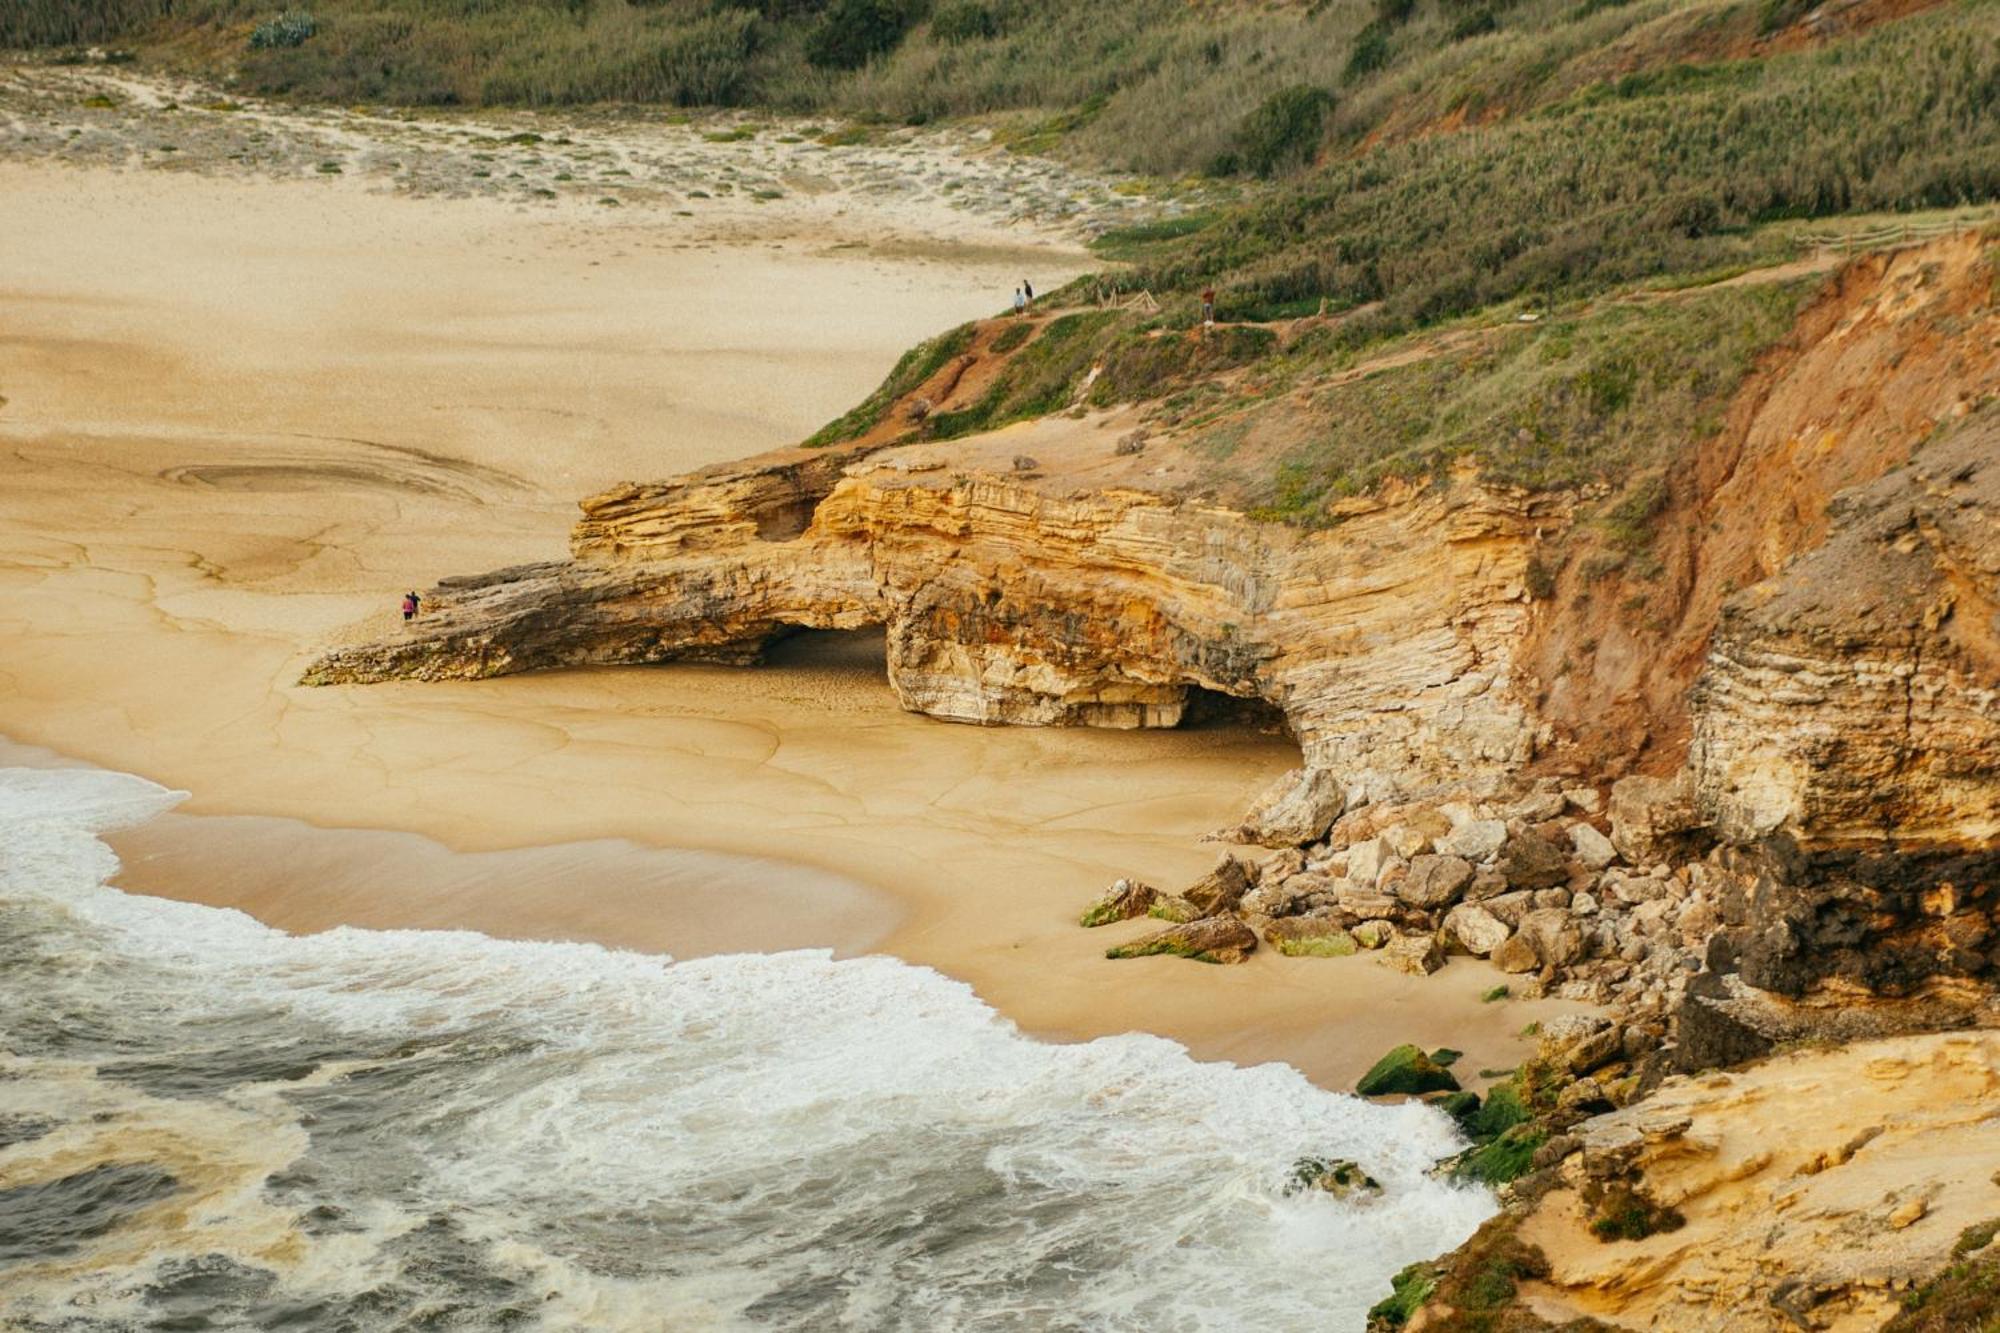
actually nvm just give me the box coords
[1345,20,1392,82]
[1588,1184,1686,1241]
[249,9,316,49]
[1448,6,1498,40]
[1225,85,1335,178]
[807,0,918,70]
[931,0,1001,43]
[805,321,977,445]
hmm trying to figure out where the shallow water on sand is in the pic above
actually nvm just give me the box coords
[0,765,1494,1331]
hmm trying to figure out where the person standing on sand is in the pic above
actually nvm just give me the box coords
[402,590,421,622]
[1014,286,1027,317]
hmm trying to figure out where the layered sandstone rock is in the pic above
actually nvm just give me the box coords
[307,451,1560,791]
[1687,413,2000,1003]
[1515,1031,2000,1331]
[1693,415,2000,850]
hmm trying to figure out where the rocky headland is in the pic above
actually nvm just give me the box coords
[307,227,2000,1327]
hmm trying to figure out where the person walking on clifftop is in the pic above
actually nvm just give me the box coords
[1013,286,1027,317]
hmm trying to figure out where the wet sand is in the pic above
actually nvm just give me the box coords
[0,89,1575,1090]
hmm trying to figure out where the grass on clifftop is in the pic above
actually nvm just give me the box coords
[15,0,1997,194]
[1144,3,2000,332]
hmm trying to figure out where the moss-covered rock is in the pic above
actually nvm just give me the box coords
[1284,1155,1383,1200]
[1449,1123,1546,1186]
[1429,1090,1483,1132]
[1264,915,1358,957]
[1468,1081,1530,1139]
[1079,878,1158,927]
[1105,914,1257,964]
[1146,894,1202,923]
[1367,1261,1438,1329]
[1356,1044,1462,1097]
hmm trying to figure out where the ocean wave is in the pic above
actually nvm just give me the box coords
[0,765,1494,1330]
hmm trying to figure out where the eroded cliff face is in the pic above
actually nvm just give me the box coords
[1693,418,2000,852]
[1680,413,2000,1010]
[310,452,1561,788]
[1527,232,2000,777]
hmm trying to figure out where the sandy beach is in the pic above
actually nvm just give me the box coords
[0,71,1572,1089]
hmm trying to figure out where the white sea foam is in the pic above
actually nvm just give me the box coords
[0,765,1497,1330]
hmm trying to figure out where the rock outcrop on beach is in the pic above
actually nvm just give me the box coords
[307,444,1557,792]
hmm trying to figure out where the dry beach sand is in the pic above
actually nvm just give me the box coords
[0,69,1573,1088]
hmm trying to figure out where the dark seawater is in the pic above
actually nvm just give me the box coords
[0,766,1493,1331]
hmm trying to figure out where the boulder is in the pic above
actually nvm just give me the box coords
[1535,1015,1623,1076]
[1261,847,1307,883]
[1114,430,1147,456]
[1605,870,1670,905]
[1564,787,1604,815]
[1345,836,1394,886]
[1147,895,1203,924]
[1491,932,1542,974]
[1236,766,1347,847]
[1497,832,1571,890]
[1079,878,1159,927]
[1182,853,1253,916]
[1483,891,1534,927]
[1518,908,1586,968]
[1264,915,1358,958]
[1106,915,1257,965]
[1335,887,1399,920]
[1012,454,1039,472]
[1355,1043,1461,1096]
[1508,790,1568,823]
[1382,932,1446,976]
[1353,920,1396,950]
[1437,818,1507,862]
[1379,821,1435,859]
[1285,1156,1383,1201]
[1608,772,1703,865]
[1443,903,1512,957]
[1568,822,1619,870]
[1238,880,1297,918]
[1398,854,1476,910]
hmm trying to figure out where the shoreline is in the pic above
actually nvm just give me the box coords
[0,78,1573,1095]
[6,728,1579,1091]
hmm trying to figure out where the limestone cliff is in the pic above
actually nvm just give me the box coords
[308,452,1561,788]
[1682,412,2000,1008]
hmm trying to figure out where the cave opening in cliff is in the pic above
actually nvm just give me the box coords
[761,626,890,676]
[1178,686,1295,742]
